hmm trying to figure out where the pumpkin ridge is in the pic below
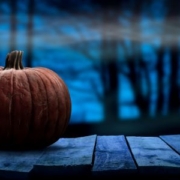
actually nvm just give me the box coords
[8,70,14,146]
[19,70,33,147]
[31,69,51,146]
[46,70,71,135]
[0,70,13,146]
[23,70,34,147]
[33,69,63,143]
[0,71,13,146]
[62,83,71,133]
[11,71,29,147]
[49,72,71,135]
[53,74,71,135]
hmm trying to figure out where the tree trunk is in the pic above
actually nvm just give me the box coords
[10,0,17,52]
[100,9,119,122]
[26,0,34,67]
[156,48,164,115]
[167,0,180,114]
[169,47,179,113]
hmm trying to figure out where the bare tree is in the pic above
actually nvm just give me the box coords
[32,0,180,122]
[166,0,180,114]
[98,1,120,122]
[41,0,121,122]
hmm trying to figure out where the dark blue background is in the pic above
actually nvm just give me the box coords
[1,0,180,132]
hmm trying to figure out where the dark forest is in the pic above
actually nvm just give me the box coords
[1,0,180,136]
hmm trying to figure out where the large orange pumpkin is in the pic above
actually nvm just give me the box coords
[0,50,71,150]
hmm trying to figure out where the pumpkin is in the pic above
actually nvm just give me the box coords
[0,50,71,150]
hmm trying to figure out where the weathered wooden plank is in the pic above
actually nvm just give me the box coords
[160,134,180,155]
[32,134,97,178]
[127,136,180,175]
[0,149,44,180]
[92,135,137,177]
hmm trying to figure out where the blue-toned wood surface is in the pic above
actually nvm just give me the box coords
[32,134,97,178]
[127,136,180,175]
[0,134,179,179]
[92,135,137,177]
[160,134,180,154]
[0,150,43,180]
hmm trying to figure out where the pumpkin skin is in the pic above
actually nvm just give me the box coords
[0,50,71,150]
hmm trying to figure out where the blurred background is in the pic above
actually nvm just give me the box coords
[1,0,180,136]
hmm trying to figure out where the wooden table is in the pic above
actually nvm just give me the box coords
[0,134,180,179]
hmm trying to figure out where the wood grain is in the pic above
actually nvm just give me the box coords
[92,135,137,177]
[160,134,180,154]
[0,150,43,180]
[127,136,180,175]
[32,135,97,178]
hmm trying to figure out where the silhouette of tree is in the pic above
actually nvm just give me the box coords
[156,47,165,115]
[118,0,151,117]
[98,1,120,122]
[166,0,180,113]
[10,0,17,51]
[41,0,121,122]
[10,0,180,123]
[26,0,34,67]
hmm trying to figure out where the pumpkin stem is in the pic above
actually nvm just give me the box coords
[4,50,23,70]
